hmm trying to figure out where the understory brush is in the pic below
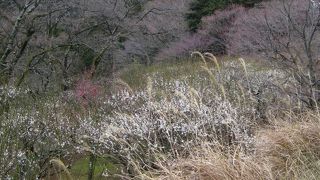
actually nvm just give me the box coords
[0,54,318,179]
[148,112,320,180]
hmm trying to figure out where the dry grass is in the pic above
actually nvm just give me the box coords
[257,113,320,179]
[150,146,269,180]
[145,112,320,180]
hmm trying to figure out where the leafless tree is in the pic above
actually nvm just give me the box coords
[0,0,190,91]
[228,0,320,108]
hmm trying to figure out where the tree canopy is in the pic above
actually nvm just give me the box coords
[186,0,261,31]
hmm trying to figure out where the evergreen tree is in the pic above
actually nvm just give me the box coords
[186,0,261,32]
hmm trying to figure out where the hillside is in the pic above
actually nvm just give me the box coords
[1,0,320,179]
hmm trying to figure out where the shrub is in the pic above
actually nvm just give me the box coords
[0,54,302,178]
[74,70,101,107]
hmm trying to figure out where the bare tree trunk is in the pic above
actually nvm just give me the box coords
[0,0,40,69]
[8,28,35,77]
[0,6,28,67]
[62,46,71,90]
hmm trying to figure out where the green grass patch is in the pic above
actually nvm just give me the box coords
[119,58,216,90]
[70,156,123,179]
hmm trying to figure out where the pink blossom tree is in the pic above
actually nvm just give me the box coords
[156,5,245,60]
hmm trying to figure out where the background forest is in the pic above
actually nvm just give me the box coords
[1,0,320,179]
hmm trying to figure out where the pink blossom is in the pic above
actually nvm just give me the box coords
[74,70,100,106]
